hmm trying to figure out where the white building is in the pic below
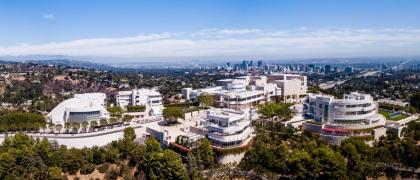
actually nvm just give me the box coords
[302,92,386,144]
[267,74,307,102]
[181,74,307,110]
[116,88,164,116]
[48,93,109,126]
[204,108,253,148]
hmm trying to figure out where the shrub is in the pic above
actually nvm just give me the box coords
[80,163,96,175]
[126,106,146,112]
[119,164,130,176]
[105,168,119,180]
[97,163,110,173]
[164,102,197,107]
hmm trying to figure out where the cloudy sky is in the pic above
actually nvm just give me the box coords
[1,0,420,61]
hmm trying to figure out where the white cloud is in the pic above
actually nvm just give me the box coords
[2,28,420,59]
[43,13,55,20]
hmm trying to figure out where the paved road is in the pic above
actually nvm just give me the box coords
[319,71,379,90]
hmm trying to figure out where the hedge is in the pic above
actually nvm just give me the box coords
[126,106,146,112]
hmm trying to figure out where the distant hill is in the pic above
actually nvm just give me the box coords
[23,59,128,71]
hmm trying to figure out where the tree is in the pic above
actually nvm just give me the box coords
[160,150,189,179]
[0,153,14,178]
[163,107,184,124]
[258,103,292,121]
[123,127,136,142]
[107,106,124,117]
[105,146,119,163]
[0,112,46,132]
[287,151,317,179]
[311,147,347,179]
[192,138,215,169]
[90,121,98,128]
[48,123,55,133]
[109,117,118,125]
[122,114,134,123]
[187,152,200,180]
[80,163,96,175]
[340,139,365,179]
[409,92,420,111]
[81,121,89,132]
[55,124,63,133]
[198,93,214,108]
[100,119,108,127]
[145,138,162,154]
[71,123,80,133]
[141,138,188,180]
[64,122,71,133]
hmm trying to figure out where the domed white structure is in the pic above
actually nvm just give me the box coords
[47,93,109,125]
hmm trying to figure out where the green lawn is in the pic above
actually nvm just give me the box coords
[379,110,409,121]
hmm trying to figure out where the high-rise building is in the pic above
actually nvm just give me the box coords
[257,60,263,68]
[325,65,332,73]
[241,60,248,69]
[344,66,354,73]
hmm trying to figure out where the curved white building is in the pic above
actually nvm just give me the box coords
[303,92,386,144]
[48,93,109,125]
[204,108,253,148]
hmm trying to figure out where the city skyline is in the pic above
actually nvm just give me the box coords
[1,0,420,61]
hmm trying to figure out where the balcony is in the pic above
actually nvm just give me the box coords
[207,127,253,142]
[205,120,250,134]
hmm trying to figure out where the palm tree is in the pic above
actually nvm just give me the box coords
[55,124,63,133]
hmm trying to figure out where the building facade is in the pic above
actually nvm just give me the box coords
[204,108,253,148]
[48,93,109,125]
[181,74,307,110]
[116,88,164,116]
[267,74,307,102]
[302,92,386,144]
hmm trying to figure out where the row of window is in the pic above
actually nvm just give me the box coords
[344,109,374,116]
[227,94,263,102]
[68,111,101,122]
[333,119,365,124]
[208,118,247,128]
[208,138,246,148]
[208,125,250,136]
[345,103,372,108]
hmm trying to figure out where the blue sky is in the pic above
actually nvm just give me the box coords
[1,0,420,60]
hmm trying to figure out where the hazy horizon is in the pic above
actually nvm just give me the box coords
[1,0,420,62]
